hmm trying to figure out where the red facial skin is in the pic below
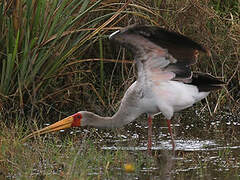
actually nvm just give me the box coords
[72,112,82,127]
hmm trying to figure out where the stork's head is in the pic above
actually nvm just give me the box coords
[22,111,89,140]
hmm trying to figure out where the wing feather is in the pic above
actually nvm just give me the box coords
[110,25,211,83]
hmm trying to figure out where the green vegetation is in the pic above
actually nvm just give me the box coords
[0,0,239,179]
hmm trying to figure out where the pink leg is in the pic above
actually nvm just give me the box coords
[167,119,175,151]
[147,115,152,154]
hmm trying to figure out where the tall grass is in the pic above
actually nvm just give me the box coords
[0,0,239,122]
[0,0,129,118]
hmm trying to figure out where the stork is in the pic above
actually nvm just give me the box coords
[23,25,224,153]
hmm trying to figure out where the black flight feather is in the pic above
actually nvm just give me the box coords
[164,62,192,80]
[128,25,209,65]
[190,73,225,92]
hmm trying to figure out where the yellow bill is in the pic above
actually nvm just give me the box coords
[22,116,74,141]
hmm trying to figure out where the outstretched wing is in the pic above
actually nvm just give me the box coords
[110,25,210,83]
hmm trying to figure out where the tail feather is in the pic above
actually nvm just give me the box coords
[190,72,225,92]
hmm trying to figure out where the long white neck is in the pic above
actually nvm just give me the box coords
[81,82,143,128]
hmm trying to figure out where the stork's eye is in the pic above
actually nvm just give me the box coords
[74,113,82,120]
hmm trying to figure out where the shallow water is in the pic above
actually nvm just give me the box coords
[90,110,240,179]
[22,110,240,179]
